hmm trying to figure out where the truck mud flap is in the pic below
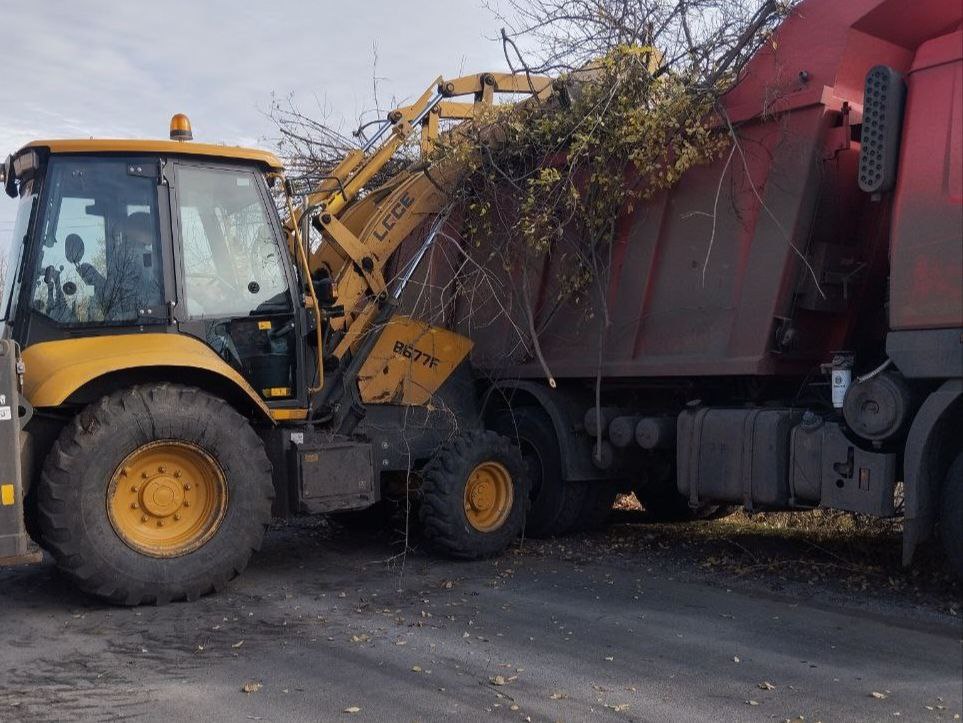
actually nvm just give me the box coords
[0,340,41,566]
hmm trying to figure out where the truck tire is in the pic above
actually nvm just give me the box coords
[490,407,583,537]
[570,481,620,532]
[635,461,727,522]
[37,384,273,605]
[420,430,530,559]
[940,451,963,580]
[640,489,728,522]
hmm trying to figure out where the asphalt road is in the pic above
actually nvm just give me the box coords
[0,515,960,722]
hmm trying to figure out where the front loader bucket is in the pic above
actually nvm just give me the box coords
[0,340,41,566]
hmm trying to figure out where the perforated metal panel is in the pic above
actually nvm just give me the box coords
[858,65,907,194]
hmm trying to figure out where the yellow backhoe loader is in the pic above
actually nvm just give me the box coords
[0,71,554,604]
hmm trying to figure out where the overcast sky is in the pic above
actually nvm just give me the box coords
[0,0,513,248]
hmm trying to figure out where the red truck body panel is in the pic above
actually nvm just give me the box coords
[889,29,963,330]
[397,0,962,380]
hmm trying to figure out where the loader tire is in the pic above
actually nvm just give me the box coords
[37,384,273,605]
[940,451,963,580]
[420,430,530,559]
[490,407,581,537]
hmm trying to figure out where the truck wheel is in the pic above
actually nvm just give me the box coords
[635,461,725,522]
[570,481,619,532]
[420,430,530,559]
[490,407,580,537]
[640,489,727,522]
[37,384,273,605]
[940,451,963,579]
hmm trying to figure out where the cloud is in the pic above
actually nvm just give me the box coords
[0,0,509,242]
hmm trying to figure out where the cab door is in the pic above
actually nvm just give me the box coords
[169,160,305,408]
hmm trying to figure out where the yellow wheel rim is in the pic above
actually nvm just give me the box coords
[107,441,228,558]
[463,461,514,532]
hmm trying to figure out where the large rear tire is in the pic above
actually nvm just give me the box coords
[420,430,529,559]
[570,481,620,532]
[940,451,963,580]
[635,460,727,522]
[37,384,274,605]
[490,407,584,537]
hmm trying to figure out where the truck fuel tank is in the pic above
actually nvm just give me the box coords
[677,406,897,517]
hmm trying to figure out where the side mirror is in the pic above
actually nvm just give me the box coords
[65,234,85,264]
[300,205,315,249]
[1,156,12,199]
[858,65,906,195]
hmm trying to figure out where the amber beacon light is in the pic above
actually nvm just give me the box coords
[169,113,193,141]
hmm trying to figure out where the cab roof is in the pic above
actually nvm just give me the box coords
[19,138,285,171]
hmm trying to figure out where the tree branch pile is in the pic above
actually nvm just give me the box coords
[433,0,792,304]
[269,0,795,310]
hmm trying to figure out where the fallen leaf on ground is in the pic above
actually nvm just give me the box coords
[605,703,630,712]
[871,691,888,700]
[241,682,262,694]
[412,666,423,673]
[490,675,508,686]
[232,640,244,649]
[550,692,568,700]
[343,706,360,714]
[758,681,776,690]
[745,699,759,706]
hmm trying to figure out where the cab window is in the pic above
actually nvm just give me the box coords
[29,157,164,325]
[176,166,290,319]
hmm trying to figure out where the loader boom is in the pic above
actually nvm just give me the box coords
[282,71,554,349]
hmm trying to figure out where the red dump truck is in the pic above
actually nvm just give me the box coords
[399,0,963,574]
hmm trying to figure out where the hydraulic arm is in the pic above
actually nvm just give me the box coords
[282,71,555,357]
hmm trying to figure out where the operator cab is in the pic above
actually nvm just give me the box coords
[0,118,311,412]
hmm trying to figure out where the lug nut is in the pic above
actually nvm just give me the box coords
[183,501,190,508]
[157,520,164,527]
[174,514,181,521]
[183,483,191,491]
[141,515,148,522]
[158,466,167,474]
[141,472,149,479]
[131,503,139,510]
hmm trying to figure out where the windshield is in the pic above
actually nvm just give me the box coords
[26,156,165,326]
[1,186,36,321]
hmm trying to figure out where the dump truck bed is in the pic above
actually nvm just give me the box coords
[397,0,960,381]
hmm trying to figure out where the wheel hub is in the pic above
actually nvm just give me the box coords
[463,461,513,532]
[140,476,185,517]
[107,441,227,557]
